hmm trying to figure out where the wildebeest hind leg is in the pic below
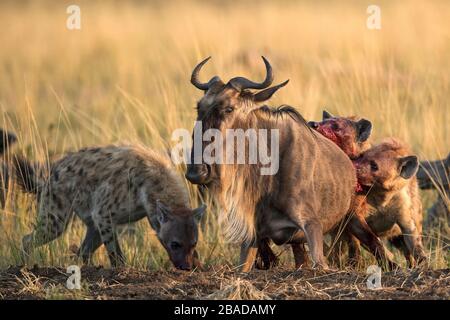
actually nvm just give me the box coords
[292,243,309,269]
[255,239,278,270]
[302,219,328,269]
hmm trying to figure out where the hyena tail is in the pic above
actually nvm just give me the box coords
[0,129,17,155]
[13,156,42,194]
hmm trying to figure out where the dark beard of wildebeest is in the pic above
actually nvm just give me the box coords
[185,57,392,271]
[417,153,450,228]
[0,129,17,208]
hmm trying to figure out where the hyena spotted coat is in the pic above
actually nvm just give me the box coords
[14,145,205,269]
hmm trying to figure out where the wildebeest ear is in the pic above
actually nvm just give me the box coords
[322,110,333,120]
[253,80,289,103]
[156,200,173,224]
[193,204,207,223]
[356,119,372,142]
[398,156,419,179]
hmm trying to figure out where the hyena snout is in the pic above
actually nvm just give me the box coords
[171,250,195,270]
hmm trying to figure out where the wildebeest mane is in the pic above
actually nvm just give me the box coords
[257,105,314,133]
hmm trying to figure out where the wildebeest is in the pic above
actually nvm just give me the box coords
[14,145,205,269]
[417,153,449,229]
[185,57,394,271]
[0,129,17,207]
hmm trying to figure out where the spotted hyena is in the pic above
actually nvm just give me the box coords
[14,145,206,270]
[416,153,449,230]
[353,138,427,267]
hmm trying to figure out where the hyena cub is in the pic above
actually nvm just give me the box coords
[354,138,427,266]
[14,145,206,270]
[0,129,17,207]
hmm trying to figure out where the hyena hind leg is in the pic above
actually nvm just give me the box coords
[78,224,103,264]
[22,210,71,255]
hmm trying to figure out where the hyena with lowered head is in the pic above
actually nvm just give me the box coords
[14,145,206,269]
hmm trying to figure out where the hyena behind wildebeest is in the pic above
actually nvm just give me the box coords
[352,139,427,267]
[0,129,17,207]
[14,145,206,269]
[417,153,449,229]
[186,57,395,271]
[308,110,372,160]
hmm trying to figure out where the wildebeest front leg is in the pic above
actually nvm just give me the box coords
[255,239,278,270]
[239,242,258,272]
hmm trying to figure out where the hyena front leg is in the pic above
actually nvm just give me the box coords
[397,217,427,267]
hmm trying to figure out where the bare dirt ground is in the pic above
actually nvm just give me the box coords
[0,265,448,300]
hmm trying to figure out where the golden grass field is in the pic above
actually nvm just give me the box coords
[0,0,448,299]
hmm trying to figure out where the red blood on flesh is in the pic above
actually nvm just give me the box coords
[317,126,340,146]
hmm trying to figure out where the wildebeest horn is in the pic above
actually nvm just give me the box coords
[228,56,274,91]
[191,57,222,90]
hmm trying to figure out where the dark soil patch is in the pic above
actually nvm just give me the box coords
[1,265,448,300]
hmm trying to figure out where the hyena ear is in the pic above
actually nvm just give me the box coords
[253,80,289,103]
[398,156,419,179]
[322,110,334,120]
[356,119,372,142]
[192,204,207,223]
[155,200,173,225]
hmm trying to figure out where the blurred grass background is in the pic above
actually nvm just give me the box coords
[0,0,448,270]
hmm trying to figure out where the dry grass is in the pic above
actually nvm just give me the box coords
[0,0,448,289]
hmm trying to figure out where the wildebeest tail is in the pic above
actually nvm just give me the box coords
[13,156,42,194]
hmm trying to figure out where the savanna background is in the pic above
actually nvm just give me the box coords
[0,0,448,299]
